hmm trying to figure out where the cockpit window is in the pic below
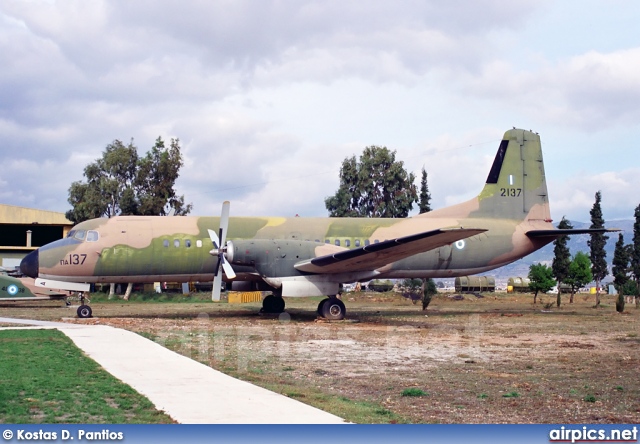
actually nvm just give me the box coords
[67,230,76,238]
[73,230,86,241]
[86,230,99,242]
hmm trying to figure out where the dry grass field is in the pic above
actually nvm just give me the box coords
[2,291,639,423]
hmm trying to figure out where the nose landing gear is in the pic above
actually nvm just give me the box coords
[68,292,93,318]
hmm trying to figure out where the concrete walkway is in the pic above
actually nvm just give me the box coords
[0,317,346,424]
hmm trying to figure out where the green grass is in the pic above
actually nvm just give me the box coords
[401,388,428,397]
[215,369,409,423]
[0,329,173,423]
[89,291,216,304]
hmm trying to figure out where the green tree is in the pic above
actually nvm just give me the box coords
[325,146,417,217]
[401,278,423,304]
[612,233,630,293]
[631,204,640,308]
[622,280,639,299]
[528,264,556,304]
[418,167,432,214]
[66,137,192,223]
[588,191,608,307]
[612,233,630,313]
[66,140,138,223]
[563,252,593,308]
[135,137,192,216]
[552,217,573,296]
[422,278,437,310]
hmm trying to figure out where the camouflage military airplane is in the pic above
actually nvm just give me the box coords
[20,128,615,319]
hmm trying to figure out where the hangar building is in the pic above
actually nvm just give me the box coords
[0,204,73,269]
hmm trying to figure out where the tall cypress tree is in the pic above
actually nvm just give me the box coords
[588,191,609,307]
[612,233,630,290]
[418,167,432,214]
[612,233,630,313]
[631,204,640,308]
[552,217,573,301]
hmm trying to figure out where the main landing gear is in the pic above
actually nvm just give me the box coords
[316,296,346,321]
[259,292,347,320]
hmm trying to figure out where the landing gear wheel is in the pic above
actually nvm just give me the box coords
[317,298,329,315]
[321,298,346,321]
[272,296,285,313]
[77,305,92,318]
[261,294,285,314]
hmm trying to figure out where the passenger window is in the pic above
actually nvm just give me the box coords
[355,239,361,247]
[374,239,379,244]
[73,230,86,241]
[325,239,330,244]
[365,240,370,246]
[163,240,169,248]
[86,231,99,242]
[174,239,180,248]
[345,239,351,247]
[185,239,191,248]
[334,239,340,246]
[196,240,203,248]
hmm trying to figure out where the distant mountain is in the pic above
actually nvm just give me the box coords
[491,219,632,281]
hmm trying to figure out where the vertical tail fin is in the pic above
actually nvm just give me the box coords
[475,128,550,220]
[427,128,551,221]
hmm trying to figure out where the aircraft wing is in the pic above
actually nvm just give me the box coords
[294,228,486,274]
[526,228,620,238]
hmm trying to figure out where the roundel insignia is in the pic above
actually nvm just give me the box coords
[455,240,466,250]
[7,284,19,296]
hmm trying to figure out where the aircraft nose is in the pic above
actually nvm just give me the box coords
[20,249,39,278]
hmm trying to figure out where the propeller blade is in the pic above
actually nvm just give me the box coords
[212,267,223,301]
[222,260,236,280]
[208,229,220,248]
[207,229,222,277]
[210,201,234,301]
[220,201,230,245]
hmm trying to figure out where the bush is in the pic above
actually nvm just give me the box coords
[401,388,428,397]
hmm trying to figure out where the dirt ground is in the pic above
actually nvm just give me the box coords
[2,291,639,423]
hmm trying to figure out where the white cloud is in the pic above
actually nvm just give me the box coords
[549,168,640,222]
[456,47,640,131]
[0,0,638,227]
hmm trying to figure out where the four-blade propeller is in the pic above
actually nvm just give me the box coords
[208,201,236,301]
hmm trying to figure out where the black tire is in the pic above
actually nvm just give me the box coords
[261,294,274,312]
[261,294,285,313]
[317,298,329,315]
[273,296,285,313]
[321,298,345,320]
[77,305,92,318]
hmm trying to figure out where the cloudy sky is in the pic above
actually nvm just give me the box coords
[1,1,639,223]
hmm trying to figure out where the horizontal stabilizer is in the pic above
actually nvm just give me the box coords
[526,228,620,238]
[294,228,486,274]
